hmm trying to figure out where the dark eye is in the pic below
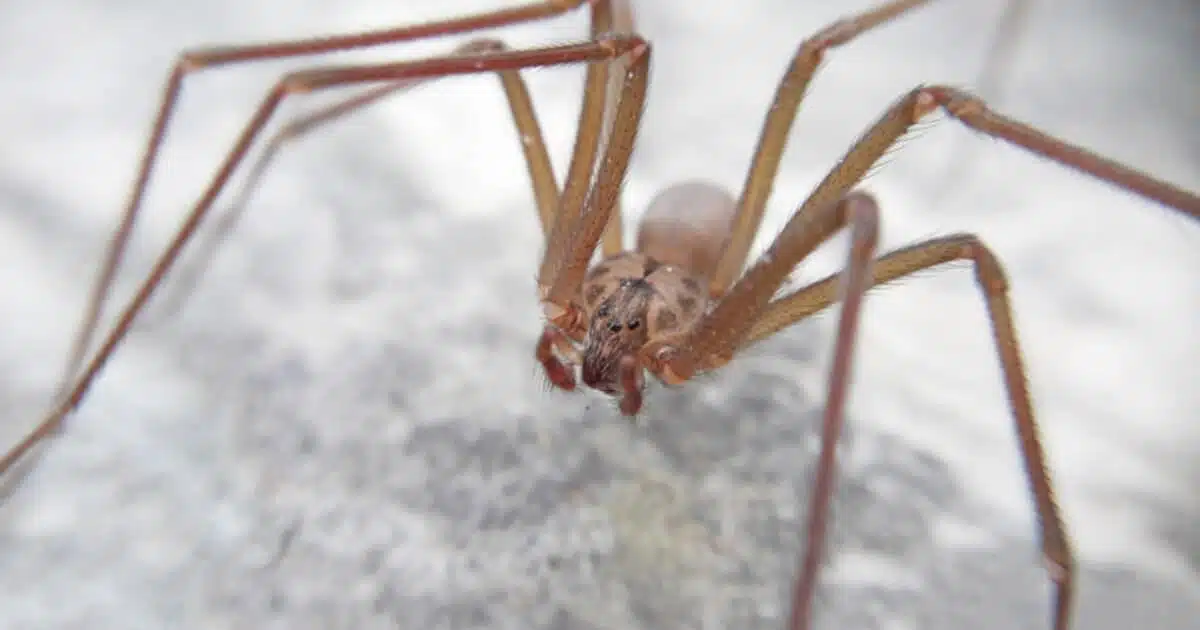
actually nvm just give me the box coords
[627,318,640,330]
[607,321,622,332]
[596,304,611,318]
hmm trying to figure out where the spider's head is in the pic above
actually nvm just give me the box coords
[580,277,653,395]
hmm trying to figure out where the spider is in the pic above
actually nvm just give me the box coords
[2,0,1197,628]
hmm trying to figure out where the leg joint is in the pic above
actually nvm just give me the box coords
[959,236,1009,294]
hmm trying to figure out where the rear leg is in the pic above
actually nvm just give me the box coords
[152,79,425,321]
[747,232,1072,630]
[648,84,1197,630]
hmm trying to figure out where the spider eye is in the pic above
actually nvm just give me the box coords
[607,321,622,332]
[596,304,612,318]
[627,318,641,330]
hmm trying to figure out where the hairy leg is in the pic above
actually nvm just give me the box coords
[754,234,1074,630]
[709,0,935,297]
[672,85,1198,377]
[647,83,1196,629]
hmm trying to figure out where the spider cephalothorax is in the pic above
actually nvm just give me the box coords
[578,252,711,396]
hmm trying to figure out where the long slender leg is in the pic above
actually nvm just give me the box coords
[745,234,1077,630]
[710,0,1052,294]
[707,0,935,297]
[538,41,651,331]
[52,0,594,424]
[640,190,883,386]
[597,0,638,257]
[0,35,648,477]
[637,190,880,628]
[538,0,624,295]
[167,0,630,318]
[787,195,879,630]
[151,80,419,322]
[154,38,564,321]
[653,85,1196,630]
[927,86,1200,218]
[666,86,1199,377]
[643,93,921,384]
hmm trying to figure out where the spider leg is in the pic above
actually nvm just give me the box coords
[0,35,646,479]
[155,37,565,321]
[925,85,1200,218]
[538,41,651,330]
[654,83,1195,629]
[643,89,931,385]
[636,189,880,629]
[528,0,640,390]
[151,79,421,322]
[745,234,1076,630]
[531,0,639,373]
[671,84,1198,378]
[53,0,596,413]
[597,0,638,257]
[708,0,936,297]
[172,0,639,321]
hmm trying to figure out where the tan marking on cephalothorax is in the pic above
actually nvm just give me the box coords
[654,309,679,333]
[642,262,708,339]
[584,283,606,307]
[676,294,698,318]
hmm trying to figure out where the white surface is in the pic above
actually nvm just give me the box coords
[1,0,1198,628]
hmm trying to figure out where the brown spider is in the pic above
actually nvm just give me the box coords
[2,0,1198,629]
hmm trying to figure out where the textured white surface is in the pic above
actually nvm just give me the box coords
[1,0,1198,628]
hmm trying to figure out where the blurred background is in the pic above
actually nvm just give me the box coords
[1,0,1197,628]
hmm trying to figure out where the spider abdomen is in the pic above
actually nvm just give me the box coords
[636,179,737,284]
